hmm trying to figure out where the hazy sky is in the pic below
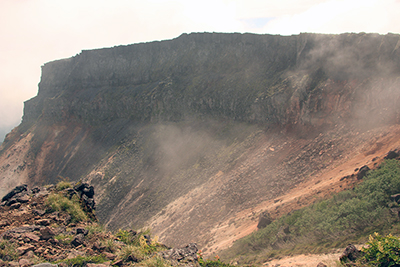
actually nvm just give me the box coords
[1,0,399,142]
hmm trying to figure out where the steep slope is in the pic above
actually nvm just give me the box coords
[1,32,400,254]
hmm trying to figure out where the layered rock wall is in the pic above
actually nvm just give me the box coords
[22,32,400,130]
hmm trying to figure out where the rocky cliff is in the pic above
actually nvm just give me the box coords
[1,32,400,254]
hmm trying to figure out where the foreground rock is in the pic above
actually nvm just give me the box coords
[0,184,201,267]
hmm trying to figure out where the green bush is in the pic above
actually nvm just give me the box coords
[361,233,400,266]
[56,179,72,191]
[46,193,88,222]
[198,253,234,267]
[54,233,74,245]
[116,229,135,245]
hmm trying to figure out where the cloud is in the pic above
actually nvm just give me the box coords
[258,0,400,35]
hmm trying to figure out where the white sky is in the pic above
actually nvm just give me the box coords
[1,0,399,141]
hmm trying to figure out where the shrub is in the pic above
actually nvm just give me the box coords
[361,233,400,266]
[0,240,18,261]
[56,179,72,191]
[116,229,135,245]
[54,233,74,245]
[46,193,88,222]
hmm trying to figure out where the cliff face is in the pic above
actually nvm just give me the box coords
[21,33,400,136]
[1,32,400,253]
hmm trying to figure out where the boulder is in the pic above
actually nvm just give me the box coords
[391,193,400,204]
[257,211,273,229]
[71,233,85,247]
[340,244,361,264]
[384,150,400,159]
[357,165,370,180]
[1,185,27,202]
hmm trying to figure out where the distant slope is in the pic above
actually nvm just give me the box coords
[1,32,400,254]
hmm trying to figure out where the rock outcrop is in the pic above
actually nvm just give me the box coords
[0,185,200,267]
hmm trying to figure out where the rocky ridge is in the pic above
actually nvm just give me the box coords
[0,184,200,267]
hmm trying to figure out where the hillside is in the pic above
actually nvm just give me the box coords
[1,32,400,255]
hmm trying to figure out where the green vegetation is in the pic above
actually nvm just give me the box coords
[46,193,88,222]
[198,253,235,267]
[116,228,137,245]
[0,240,18,261]
[54,233,74,245]
[55,177,72,191]
[359,233,400,267]
[223,159,400,263]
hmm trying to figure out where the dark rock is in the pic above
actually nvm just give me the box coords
[2,184,27,202]
[76,227,89,236]
[31,187,41,194]
[391,193,400,204]
[81,194,96,211]
[126,254,139,262]
[340,244,361,264]
[385,150,399,159]
[6,199,18,206]
[40,227,55,240]
[257,211,273,229]
[16,195,30,203]
[317,262,327,267]
[356,165,370,180]
[37,219,51,226]
[0,220,9,228]
[71,233,85,247]
[74,182,88,194]
[10,202,21,210]
[83,185,95,198]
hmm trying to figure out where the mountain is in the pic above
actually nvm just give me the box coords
[1,32,400,255]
